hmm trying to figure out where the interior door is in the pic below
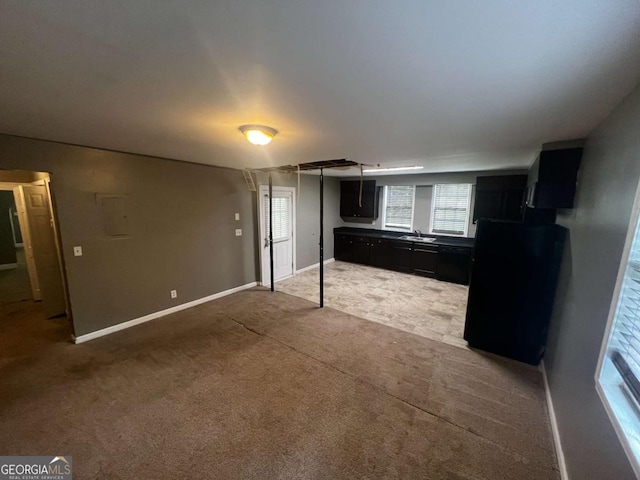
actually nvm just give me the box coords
[13,186,41,300]
[18,185,66,318]
[260,186,294,285]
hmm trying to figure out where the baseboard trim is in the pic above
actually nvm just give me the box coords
[296,258,335,275]
[0,263,18,271]
[541,360,569,480]
[73,281,258,344]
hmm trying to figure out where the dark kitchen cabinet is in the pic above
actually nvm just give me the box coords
[437,246,472,285]
[413,245,439,277]
[526,147,582,209]
[333,229,473,285]
[340,180,379,218]
[334,234,353,262]
[474,175,527,222]
[388,240,413,273]
[352,236,371,264]
[369,238,389,269]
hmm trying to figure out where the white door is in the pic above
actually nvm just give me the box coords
[16,185,66,318]
[259,186,295,286]
[13,186,41,300]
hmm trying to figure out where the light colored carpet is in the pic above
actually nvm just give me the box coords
[0,288,559,479]
[278,261,469,348]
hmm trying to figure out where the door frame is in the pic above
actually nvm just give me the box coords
[257,185,296,286]
[2,172,72,323]
[44,177,72,320]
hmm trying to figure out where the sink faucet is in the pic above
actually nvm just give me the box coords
[414,229,422,237]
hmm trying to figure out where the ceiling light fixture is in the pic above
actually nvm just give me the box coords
[362,166,424,173]
[238,124,278,146]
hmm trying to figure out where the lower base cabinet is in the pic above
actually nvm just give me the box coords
[413,245,438,277]
[388,241,413,273]
[333,232,471,285]
[370,239,389,269]
[437,246,472,284]
[352,238,370,264]
[335,234,353,262]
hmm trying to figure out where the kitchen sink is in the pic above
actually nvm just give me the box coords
[400,235,437,243]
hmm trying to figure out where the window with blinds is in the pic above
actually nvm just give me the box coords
[430,184,472,236]
[383,186,415,231]
[598,185,640,474]
[263,194,292,242]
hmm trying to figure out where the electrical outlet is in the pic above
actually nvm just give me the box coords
[235,213,240,221]
[73,246,83,257]
[170,290,177,299]
[235,229,242,236]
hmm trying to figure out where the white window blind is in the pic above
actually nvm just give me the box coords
[598,184,640,474]
[430,184,472,236]
[263,193,291,242]
[383,186,415,231]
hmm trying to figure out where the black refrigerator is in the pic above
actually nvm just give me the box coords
[464,219,566,365]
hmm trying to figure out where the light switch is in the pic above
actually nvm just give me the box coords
[235,213,240,221]
[73,246,83,257]
[235,229,242,236]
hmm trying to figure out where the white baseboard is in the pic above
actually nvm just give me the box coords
[296,258,335,275]
[0,263,18,271]
[541,360,569,480]
[14,243,24,248]
[73,281,258,344]
[258,258,336,286]
[258,274,293,287]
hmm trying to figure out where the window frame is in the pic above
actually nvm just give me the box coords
[381,185,416,232]
[596,176,640,478]
[429,183,472,237]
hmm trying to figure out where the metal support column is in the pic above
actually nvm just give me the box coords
[269,173,274,292]
[319,168,324,308]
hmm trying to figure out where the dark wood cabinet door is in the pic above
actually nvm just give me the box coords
[474,175,526,222]
[340,181,378,218]
[437,247,472,285]
[334,234,353,262]
[369,239,389,269]
[388,241,413,273]
[352,238,370,264]
[413,246,438,277]
[340,192,358,217]
[502,189,525,220]
[473,190,503,222]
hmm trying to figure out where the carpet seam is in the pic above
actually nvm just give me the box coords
[227,315,558,471]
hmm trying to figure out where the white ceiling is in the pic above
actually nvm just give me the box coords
[1,1,639,176]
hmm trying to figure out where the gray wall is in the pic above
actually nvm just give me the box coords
[340,169,526,238]
[0,134,258,336]
[545,83,640,479]
[0,190,17,265]
[258,173,341,271]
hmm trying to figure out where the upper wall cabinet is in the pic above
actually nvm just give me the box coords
[473,175,527,223]
[526,148,583,209]
[340,180,380,218]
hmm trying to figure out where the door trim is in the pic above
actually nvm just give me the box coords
[257,185,296,286]
[44,177,72,320]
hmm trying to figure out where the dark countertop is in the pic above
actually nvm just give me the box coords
[333,227,475,248]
